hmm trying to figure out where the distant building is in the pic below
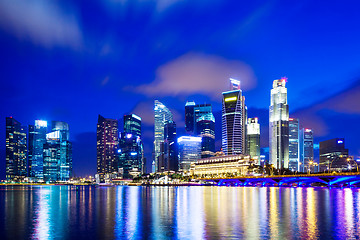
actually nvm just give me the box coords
[161,121,178,171]
[123,114,142,137]
[246,118,260,164]
[288,118,299,172]
[178,136,201,171]
[43,137,60,182]
[97,115,118,182]
[190,154,251,177]
[5,117,27,181]
[196,113,215,158]
[154,100,173,172]
[269,78,289,169]
[29,120,48,181]
[299,128,314,172]
[319,138,349,172]
[222,78,247,155]
[185,101,195,134]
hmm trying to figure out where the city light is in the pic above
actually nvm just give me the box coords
[35,120,47,127]
[224,97,237,102]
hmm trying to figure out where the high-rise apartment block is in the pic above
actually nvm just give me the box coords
[269,78,289,169]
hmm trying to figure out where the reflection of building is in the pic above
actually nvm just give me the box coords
[299,128,314,172]
[154,100,173,172]
[319,138,348,172]
[246,118,260,163]
[190,154,251,177]
[5,117,27,181]
[97,115,119,182]
[269,78,289,169]
[222,78,247,155]
[29,120,48,180]
[178,136,201,171]
[288,118,299,171]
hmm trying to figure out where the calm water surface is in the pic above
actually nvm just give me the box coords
[0,185,359,239]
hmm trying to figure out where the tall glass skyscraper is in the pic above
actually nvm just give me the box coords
[196,113,215,158]
[269,78,289,169]
[246,117,260,163]
[288,118,300,171]
[178,136,202,171]
[118,114,143,178]
[222,78,247,155]
[5,117,27,181]
[300,128,314,172]
[154,100,173,172]
[43,133,60,182]
[158,121,178,171]
[185,101,195,134]
[97,115,118,182]
[30,120,48,180]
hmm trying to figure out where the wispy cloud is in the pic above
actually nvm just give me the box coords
[0,0,82,49]
[131,53,256,99]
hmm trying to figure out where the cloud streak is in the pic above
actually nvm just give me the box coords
[0,0,82,49]
[132,53,256,99]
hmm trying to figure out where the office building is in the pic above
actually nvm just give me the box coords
[185,101,195,134]
[43,133,60,182]
[288,118,300,172]
[5,117,27,181]
[123,114,142,137]
[162,121,178,171]
[222,78,247,155]
[97,115,119,182]
[269,78,289,169]
[299,128,314,172]
[118,133,143,179]
[246,118,260,164]
[29,120,48,180]
[178,136,201,171]
[319,138,349,172]
[196,113,215,158]
[154,100,173,172]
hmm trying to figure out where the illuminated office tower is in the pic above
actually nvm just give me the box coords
[185,101,195,134]
[246,118,260,163]
[118,114,143,178]
[196,113,215,158]
[97,115,119,182]
[43,131,61,182]
[124,114,142,137]
[154,100,173,172]
[51,121,72,181]
[222,78,247,155]
[319,138,348,172]
[269,78,289,169]
[178,136,201,171]
[29,120,48,180]
[299,128,314,172]
[5,117,27,181]
[288,118,300,172]
[158,121,178,172]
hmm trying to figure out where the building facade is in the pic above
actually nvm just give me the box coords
[185,101,195,134]
[97,115,119,182]
[154,100,173,172]
[178,136,201,171]
[5,117,27,181]
[299,128,314,173]
[29,120,48,180]
[246,118,260,164]
[196,113,216,158]
[222,78,247,155]
[288,118,299,172]
[319,138,349,172]
[269,78,289,169]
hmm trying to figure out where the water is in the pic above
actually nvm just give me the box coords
[0,186,359,239]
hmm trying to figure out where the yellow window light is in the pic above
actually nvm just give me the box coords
[225,97,237,102]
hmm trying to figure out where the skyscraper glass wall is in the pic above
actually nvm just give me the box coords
[246,117,260,163]
[178,136,201,171]
[30,120,48,180]
[288,118,299,171]
[299,128,314,172]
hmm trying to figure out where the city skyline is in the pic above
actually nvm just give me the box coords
[1,1,360,177]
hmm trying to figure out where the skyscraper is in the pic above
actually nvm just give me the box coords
[97,115,118,182]
[30,120,48,181]
[246,118,260,163]
[319,138,348,172]
[222,78,247,155]
[196,113,215,158]
[178,136,202,171]
[164,121,178,171]
[299,128,314,172]
[154,100,173,172]
[269,78,289,169]
[5,117,27,181]
[185,101,195,134]
[288,118,300,172]
[118,114,143,178]
[43,132,60,182]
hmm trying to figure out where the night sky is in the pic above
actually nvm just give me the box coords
[1,0,360,178]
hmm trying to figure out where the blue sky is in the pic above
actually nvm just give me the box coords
[1,0,360,176]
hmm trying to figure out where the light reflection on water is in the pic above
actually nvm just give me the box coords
[0,186,360,239]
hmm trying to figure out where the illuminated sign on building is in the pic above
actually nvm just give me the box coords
[35,120,47,128]
[337,140,344,144]
[224,97,237,102]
